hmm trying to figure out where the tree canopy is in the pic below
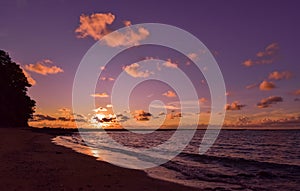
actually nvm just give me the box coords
[0,50,35,127]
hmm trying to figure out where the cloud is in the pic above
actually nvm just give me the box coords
[123,20,132,26]
[102,26,150,47]
[106,104,113,108]
[75,13,115,40]
[151,103,180,110]
[225,101,246,111]
[116,114,130,122]
[91,92,109,98]
[93,114,116,123]
[158,112,166,116]
[246,83,258,89]
[260,116,300,127]
[162,90,177,98]
[237,116,252,125]
[242,59,255,67]
[187,53,198,61]
[29,108,87,127]
[257,96,283,108]
[75,13,150,47]
[199,97,207,103]
[256,43,279,57]
[100,77,115,81]
[268,71,292,80]
[93,107,108,112]
[294,98,300,102]
[166,112,182,119]
[58,108,71,113]
[162,59,178,68]
[22,68,36,86]
[24,59,63,75]
[259,80,276,91]
[225,91,233,96]
[31,114,56,122]
[242,42,279,67]
[133,110,152,121]
[294,89,300,95]
[123,63,152,78]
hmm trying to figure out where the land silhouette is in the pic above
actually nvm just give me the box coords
[0,50,35,127]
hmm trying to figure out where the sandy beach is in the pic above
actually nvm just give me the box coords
[0,127,197,191]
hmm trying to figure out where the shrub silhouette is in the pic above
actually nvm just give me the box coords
[0,50,35,127]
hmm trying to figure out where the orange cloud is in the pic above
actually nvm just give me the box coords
[259,80,276,91]
[199,97,207,103]
[102,26,150,47]
[225,91,233,96]
[242,59,255,67]
[294,89,300,95]
[75,13,115,40]
[133,110,152,121]
[246,83,258,89]
[123,63,152,78]
[162,90,177,98]
[24,60,63,75]
[22,68,36,86]
[29,108,87,128]
[123,20,131,26]
[257,96,283,108]
[225,101,246,111]
[256,43,279,57]
[91,92,109,98]
[242,42,279,67]
[100,77,115,81]
[163,59,178,68]
[93,107,108,112]
[187,53,198,61]
[166,112,182,119]
[268,71,292,80]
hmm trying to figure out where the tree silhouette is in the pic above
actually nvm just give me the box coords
[0,50,35,127]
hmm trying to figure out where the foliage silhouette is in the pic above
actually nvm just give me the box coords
[0,50,35,127]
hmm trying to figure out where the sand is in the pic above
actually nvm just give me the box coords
[0,127,198,191]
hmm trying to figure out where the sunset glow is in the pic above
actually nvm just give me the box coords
[1,1,299,129]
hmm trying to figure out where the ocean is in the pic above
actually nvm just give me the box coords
[53,130,300,190]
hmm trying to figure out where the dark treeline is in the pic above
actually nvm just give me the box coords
[0,50,35,127]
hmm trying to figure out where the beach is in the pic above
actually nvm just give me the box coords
[0,127,197,191]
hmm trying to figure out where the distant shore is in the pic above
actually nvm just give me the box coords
[0,127,197,191]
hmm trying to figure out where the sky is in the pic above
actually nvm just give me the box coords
[1,0,300,129]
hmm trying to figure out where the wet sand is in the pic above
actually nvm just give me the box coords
[0,127,198,191]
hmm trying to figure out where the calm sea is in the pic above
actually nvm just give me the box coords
[53,129,300,190]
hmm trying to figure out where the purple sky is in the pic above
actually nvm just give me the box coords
[1,0,300,128]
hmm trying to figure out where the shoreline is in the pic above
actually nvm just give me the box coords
[0,127,197,191]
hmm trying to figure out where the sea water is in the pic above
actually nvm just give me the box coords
[53,130,300,190]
